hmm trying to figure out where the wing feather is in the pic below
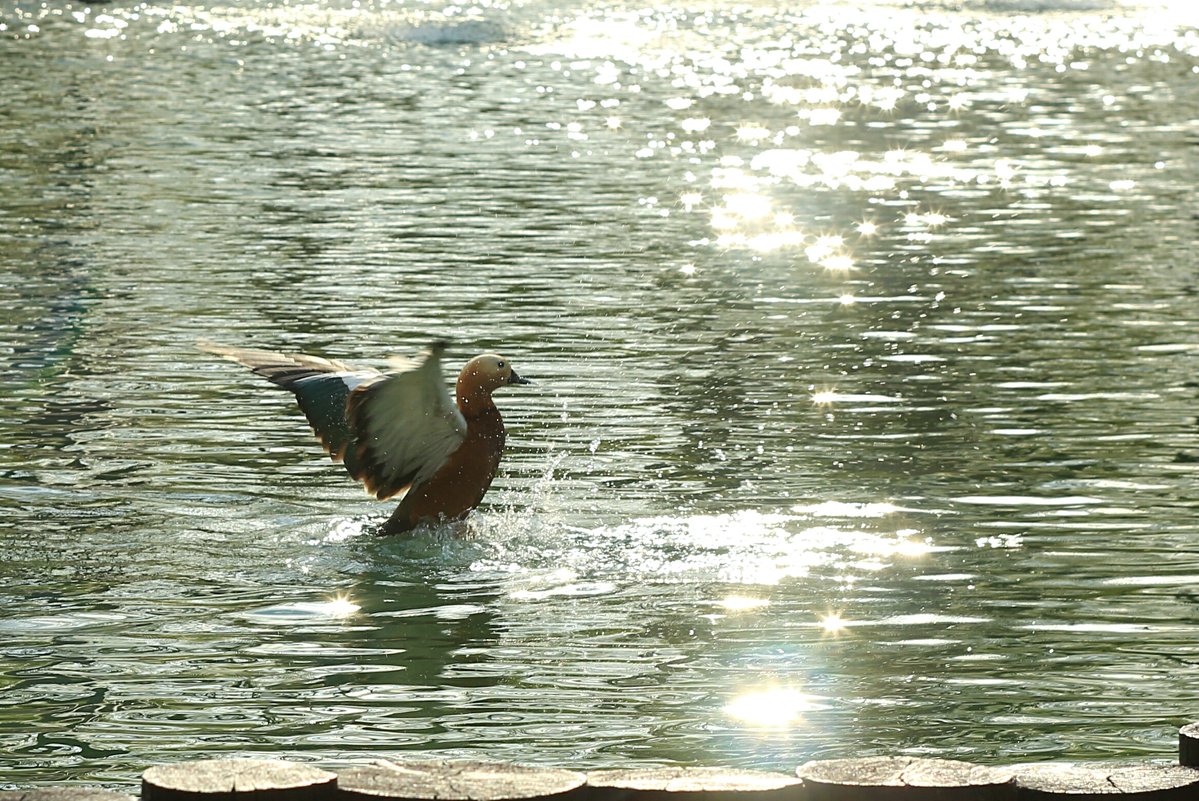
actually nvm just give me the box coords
[346,343,467,500]
[199,340,380,474]
[292,372,380,474]
[198,341,360,384]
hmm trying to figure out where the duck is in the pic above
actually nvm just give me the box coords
[199,340,531,534]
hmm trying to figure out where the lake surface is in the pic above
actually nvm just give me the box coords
[2,0,1199,788]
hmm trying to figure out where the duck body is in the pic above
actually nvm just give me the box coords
[200,340,529,534]
[386,404,505,534]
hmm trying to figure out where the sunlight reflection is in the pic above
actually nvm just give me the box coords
[711,164,757,190]
[810,390,904,404]
[711,208,739,230]
[820,254,854,272]
[324,518,366,543]
[806,233,841,252]
[578,510,912,586]
[725,687,824,728]
[852,534,932,558]
[804,234,853,269]
[718,595,770,612]
[539,15,656,62]
[736,123,772,142]
[895,535,933,557]
[819,611,847,633]
[995,159,1018,185]
[805,107,842,125]
[795,501,899,518]
[810,388,838,405]
[246,594,361,623]
[324,593,361,617]
[751,148,812,179]
[721,192,773,220]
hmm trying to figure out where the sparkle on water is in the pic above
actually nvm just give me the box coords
[818,612,848,634]
[724,687,827,728]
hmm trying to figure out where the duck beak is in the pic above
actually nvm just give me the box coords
[508,369,532,386]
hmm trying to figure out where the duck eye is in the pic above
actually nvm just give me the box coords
[497,360,505,368]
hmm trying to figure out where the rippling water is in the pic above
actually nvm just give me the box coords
[3,0,1199,788]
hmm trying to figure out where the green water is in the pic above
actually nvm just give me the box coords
[2,0,1199,788]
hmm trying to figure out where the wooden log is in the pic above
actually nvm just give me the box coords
[1179,723,1199,768]
[1013,763,1199,799]
[0,792,135,801]
[796,756,1015,800]
[584,767,804,801]
[142,759,337,801]
[335,760,587,801]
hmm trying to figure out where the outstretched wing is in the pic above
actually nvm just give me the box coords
[198,340,380,476]
[346,341,468,500]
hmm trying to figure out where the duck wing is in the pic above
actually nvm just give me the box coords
[199,340,380,477]
[345,341,468,500]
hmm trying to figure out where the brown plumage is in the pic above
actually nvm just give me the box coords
[199,340,531,534]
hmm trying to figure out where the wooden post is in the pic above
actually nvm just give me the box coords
[142,759,337,801]
[796,756,1015,800]
[584,767,805,801]
[1012,763,1199,799]
[1179,723,1199,768]
[0,792,135,801]
[335,759,587,801]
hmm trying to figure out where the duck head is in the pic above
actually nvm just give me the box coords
[456,353,531,411]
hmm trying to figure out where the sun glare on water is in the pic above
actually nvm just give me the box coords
[819,611,848,633]
[322,593,361,618]
[811,388,839,405]
[724,687,825,728]
[718,595,771,611]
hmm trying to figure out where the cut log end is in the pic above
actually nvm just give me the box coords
[796,756,1015,800]
[584,767,802,801]
[0,791,136,801]
[1013,762,1199,799]
[335,759,586,801]
[142,759,337,801]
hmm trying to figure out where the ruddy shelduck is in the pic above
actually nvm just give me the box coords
[200,340,530,534]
